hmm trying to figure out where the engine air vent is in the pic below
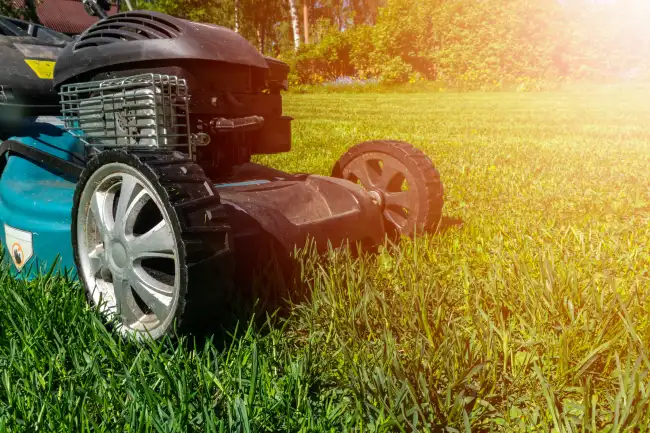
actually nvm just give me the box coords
[74,12,181,51]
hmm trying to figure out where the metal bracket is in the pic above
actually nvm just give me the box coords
[209,116,265,134]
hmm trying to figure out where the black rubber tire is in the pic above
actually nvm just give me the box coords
[71,149,231,340]
[332,140,444,236]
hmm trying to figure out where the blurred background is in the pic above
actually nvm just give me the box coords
[3,0,648,91]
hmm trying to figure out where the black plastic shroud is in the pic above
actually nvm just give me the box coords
[53,11,269,86]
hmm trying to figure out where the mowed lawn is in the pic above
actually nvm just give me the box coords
[1,85,650,432]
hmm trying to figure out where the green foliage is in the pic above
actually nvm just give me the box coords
[0,0,39,22]
[429,0,573,90]
[293,22,354,84]
[0,2,23,19]
[284,0,650,88]
[290,21,416,85]
[290,0,574,87]
[137,0,235,27]
[140,0,287,56]
[241,0,285,53]
[376,56,413,84]
[347,25,375,78]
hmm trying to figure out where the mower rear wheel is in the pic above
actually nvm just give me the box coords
[72,150,230,340]
[332,140,444,236]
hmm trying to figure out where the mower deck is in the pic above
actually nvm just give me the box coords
[216,165,385,255]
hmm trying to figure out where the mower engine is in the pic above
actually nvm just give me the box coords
[53,12,293,179]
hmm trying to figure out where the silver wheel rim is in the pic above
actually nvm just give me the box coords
[77,162,181,340]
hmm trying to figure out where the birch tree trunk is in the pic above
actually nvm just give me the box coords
[256,26,266,54]
[234,0,240,33]
[303,1,309,44]
[288,0,301,50]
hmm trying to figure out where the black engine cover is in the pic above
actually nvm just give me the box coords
[53,10,269,86]
[0,37,65,117]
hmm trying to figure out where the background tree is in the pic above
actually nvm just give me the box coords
[350,0,382,25]
[234,0,240,32]
[242,0,284,54]
[302,0,310,43]
[139,0,235,27]
[288,0,301,49]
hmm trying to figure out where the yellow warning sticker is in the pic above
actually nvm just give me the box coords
[24,59,56,79]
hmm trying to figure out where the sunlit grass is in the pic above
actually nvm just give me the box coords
[1,86,649,431]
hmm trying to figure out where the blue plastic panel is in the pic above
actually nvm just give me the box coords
[0,117,83,279]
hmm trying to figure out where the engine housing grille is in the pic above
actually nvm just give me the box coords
[60,74,191,155]
[74,12,181,51]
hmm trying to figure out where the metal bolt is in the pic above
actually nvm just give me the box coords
[368,190,384,208]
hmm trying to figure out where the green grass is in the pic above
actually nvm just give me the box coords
[1,86,650,432]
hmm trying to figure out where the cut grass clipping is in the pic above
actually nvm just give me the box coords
[1,85,650,432]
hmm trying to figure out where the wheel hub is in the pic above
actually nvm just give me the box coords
[77,163,181,340]
[110,241,128,269]
[368,189,385,208]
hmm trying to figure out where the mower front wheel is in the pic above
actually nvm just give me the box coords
[332,140,444,237]
[72,150,230,340]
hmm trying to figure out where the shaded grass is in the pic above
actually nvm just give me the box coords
[1,87,650,431]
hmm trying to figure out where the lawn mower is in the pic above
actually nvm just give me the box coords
[0,2,444,340]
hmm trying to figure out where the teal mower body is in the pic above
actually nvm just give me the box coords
[0,117,79,277]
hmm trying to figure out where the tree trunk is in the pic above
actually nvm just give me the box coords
[24,0,39,24]
[288,0,301,50]
[256,26,266,54]
[234,0,240,33]
[303,1,309,44]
